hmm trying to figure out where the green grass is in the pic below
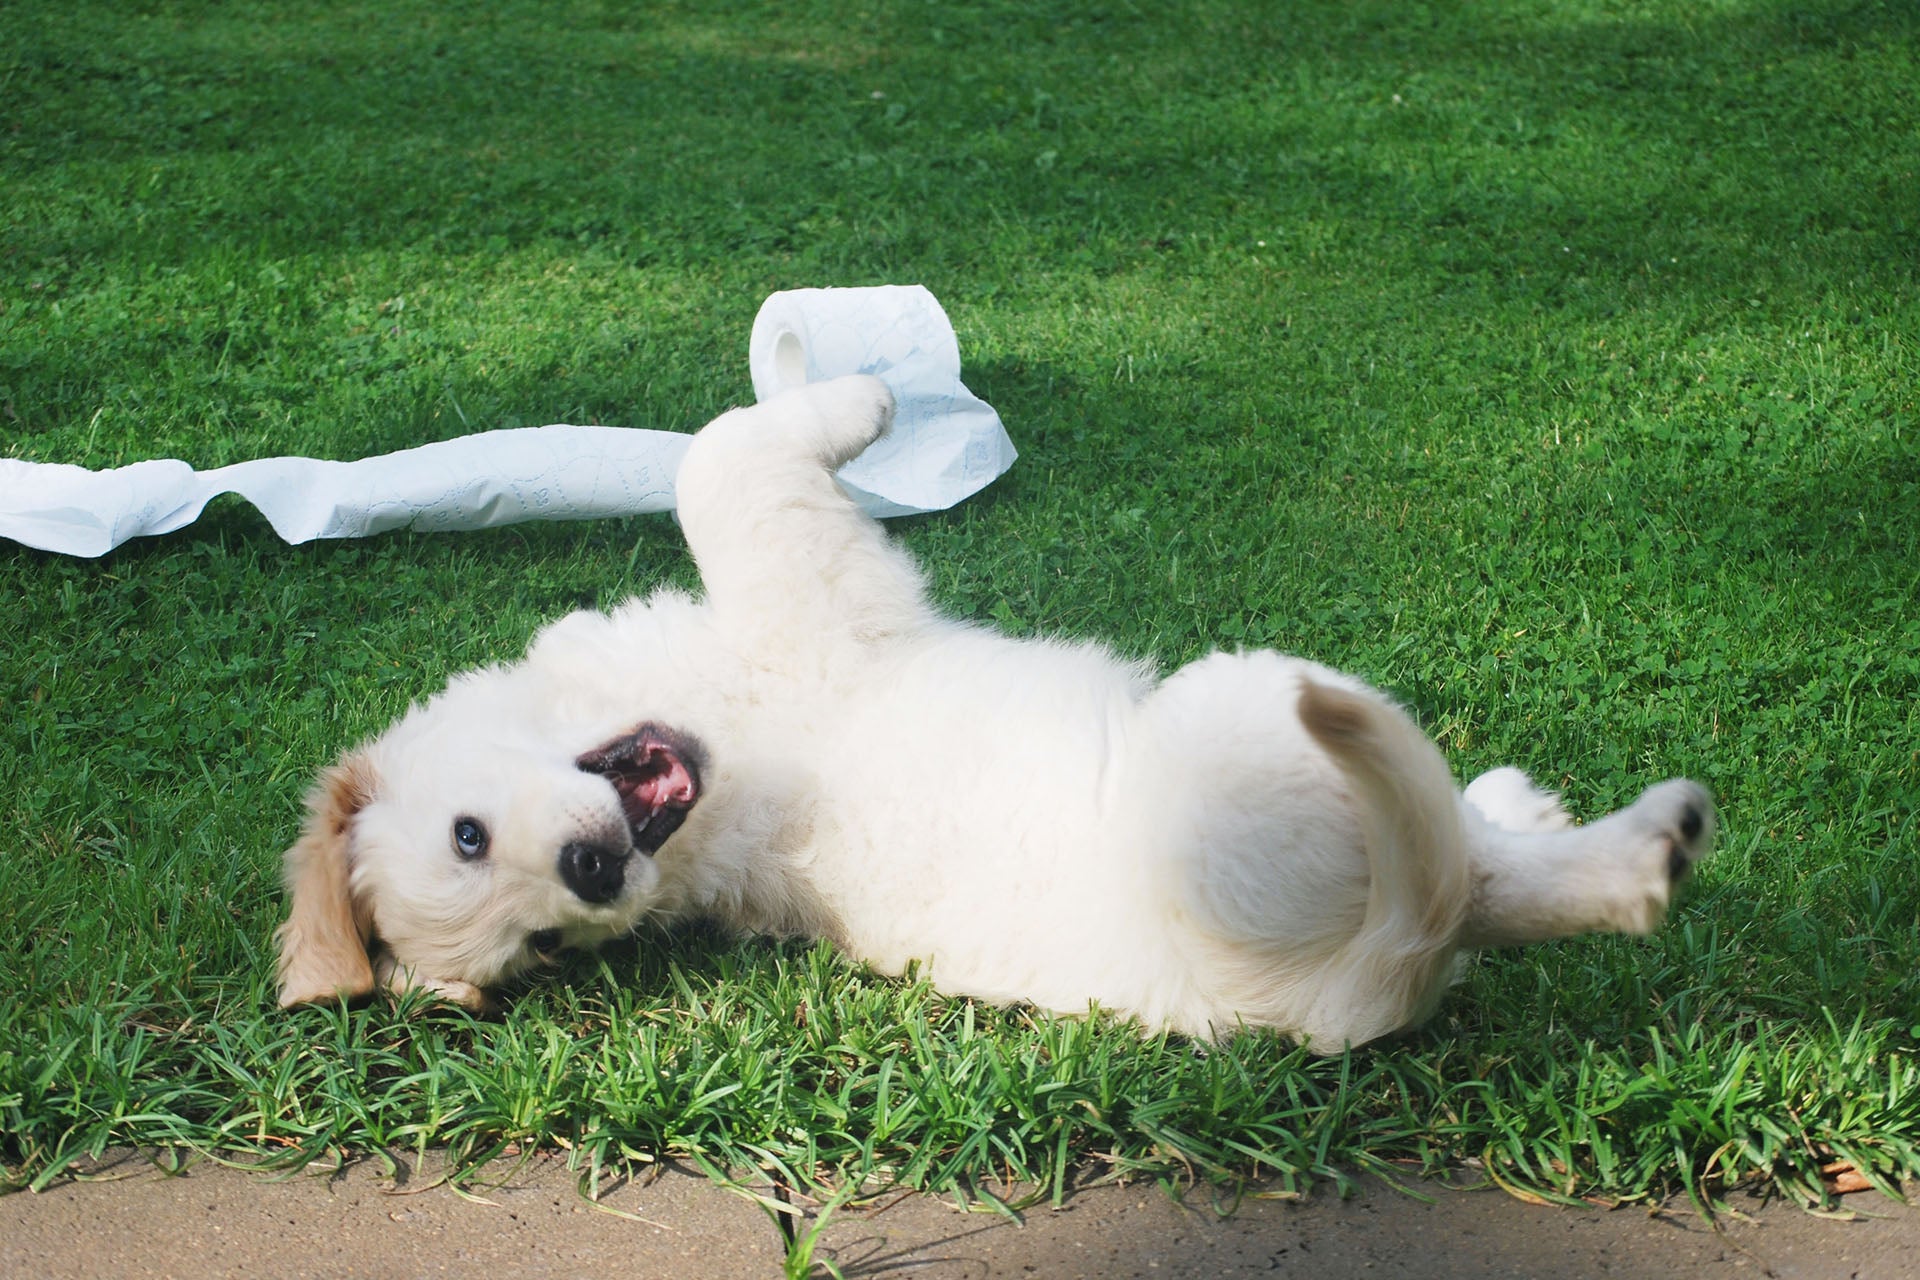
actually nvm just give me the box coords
[3,0,1917,1213]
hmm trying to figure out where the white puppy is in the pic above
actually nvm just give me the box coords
[276,376,1714,1048]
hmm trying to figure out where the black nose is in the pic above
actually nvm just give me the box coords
[558,841,627,904]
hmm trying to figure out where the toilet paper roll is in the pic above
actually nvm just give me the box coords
[0,286,1015,557]
[749,285,1016,519]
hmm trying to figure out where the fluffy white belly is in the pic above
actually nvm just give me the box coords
[798,627,1178,1010]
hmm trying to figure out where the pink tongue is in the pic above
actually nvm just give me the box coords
[636,750,697,808]
[577,725,703,837]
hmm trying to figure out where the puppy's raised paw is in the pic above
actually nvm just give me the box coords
[793,373,896,468]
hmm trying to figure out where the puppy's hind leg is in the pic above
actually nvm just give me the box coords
[1461,778,1715,948]
[675,376,932,650]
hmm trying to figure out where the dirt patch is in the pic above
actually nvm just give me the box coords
[3,1152,1913,1279]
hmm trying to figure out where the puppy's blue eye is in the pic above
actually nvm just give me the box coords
[452,817,489,860]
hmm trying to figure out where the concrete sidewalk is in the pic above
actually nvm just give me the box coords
[4,1151,1915,1279]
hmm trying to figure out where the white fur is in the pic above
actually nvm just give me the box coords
[275,376,1716,1049]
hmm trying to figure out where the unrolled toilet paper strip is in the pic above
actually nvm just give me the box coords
[1,285,1016,557]
[0,430,690,560]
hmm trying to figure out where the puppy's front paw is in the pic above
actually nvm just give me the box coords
[799,373,896,468]
[376,954,492,1013]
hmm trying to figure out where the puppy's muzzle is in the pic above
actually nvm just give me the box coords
[559,840,628,904]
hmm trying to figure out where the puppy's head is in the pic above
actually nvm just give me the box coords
[273,668,704,1011]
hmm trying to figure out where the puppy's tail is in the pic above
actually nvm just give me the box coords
[1295,678,1471,1044]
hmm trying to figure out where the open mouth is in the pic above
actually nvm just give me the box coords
[575,723,706,854]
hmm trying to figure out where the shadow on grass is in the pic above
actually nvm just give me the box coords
[5,0,1913,301]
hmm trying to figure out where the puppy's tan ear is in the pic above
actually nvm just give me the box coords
[274,752,381,1008]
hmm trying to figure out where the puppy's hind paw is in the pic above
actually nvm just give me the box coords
[1608,778,1716,934]
[1635,778,1716,883]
